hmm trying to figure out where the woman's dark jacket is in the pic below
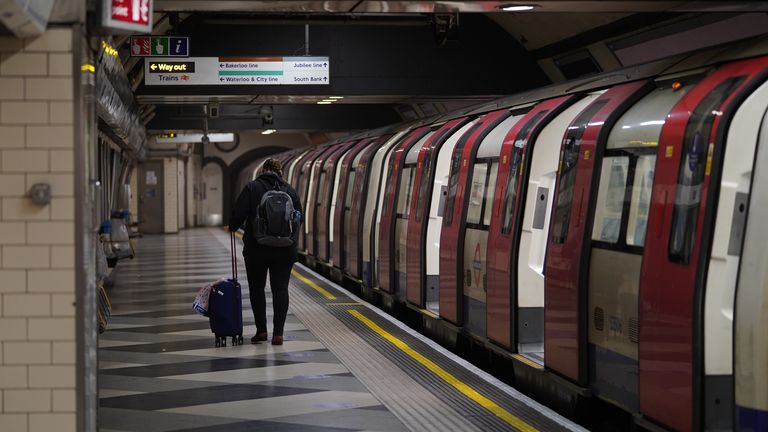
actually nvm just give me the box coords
[228,173,303,262]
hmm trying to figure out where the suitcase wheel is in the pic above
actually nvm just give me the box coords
[214,336,221,348]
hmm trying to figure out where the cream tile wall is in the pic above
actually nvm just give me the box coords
[0,28,77,432]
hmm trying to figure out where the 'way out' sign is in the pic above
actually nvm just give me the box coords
[144,56,330,85]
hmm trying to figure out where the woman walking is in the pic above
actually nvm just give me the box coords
[228,159,302,345]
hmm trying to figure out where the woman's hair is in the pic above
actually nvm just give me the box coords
[262,158,283,177]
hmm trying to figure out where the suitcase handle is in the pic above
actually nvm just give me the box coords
[230,232,238,280]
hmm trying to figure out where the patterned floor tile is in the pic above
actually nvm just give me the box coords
[98,229,407,432]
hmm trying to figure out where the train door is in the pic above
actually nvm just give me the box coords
[315,141,356,262]
[343,141,382,279]
[405,118,471,309]
[378,127,431,293]
[486,95,576,351]
[305,145,336,256]
[363,131,407,288]
[297,146,327,251]
[639,58,768,432]
[734,85,768,432]
[421,120,479,313]
[346,136,392,280]
[331,139,372,270]
[439,110,509,325]
[587,79,694,412]
[704,78,768,431]
[139,160,165,233]
[305,144,334,257]
[392,131,436,299]
[461,113,527,337]
[515,93,606,361]
[545,81,650,383]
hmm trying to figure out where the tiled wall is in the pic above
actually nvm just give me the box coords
[0,28,77,431]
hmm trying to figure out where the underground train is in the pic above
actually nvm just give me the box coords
[236,38,768,431]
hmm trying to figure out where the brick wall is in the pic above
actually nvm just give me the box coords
[0,28,77,431]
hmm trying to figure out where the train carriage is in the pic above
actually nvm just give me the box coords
[284,41,768,432]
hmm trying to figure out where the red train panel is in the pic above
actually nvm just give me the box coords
[304,145,339,256]
[486,95,576,349]
[297,145,329,251]
[544,81,650,382]
[639,57,768,432]
[439,110,509,324]
[406,119,469,306]
[345,135,392,279]
[378,127,430,293]
[331,138,371,269]
[315,141,356,262]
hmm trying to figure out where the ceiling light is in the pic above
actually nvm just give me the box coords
[321,99,335,102]
[501,4,536,11]
[329,96,344,99]
[317,101,332,105]
[261,129,276,135]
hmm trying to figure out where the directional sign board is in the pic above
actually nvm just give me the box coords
[144,57,329,85]
[131,36,189,57]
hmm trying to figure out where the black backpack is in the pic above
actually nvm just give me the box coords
[252,181,297,247]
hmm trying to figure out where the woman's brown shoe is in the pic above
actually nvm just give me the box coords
[251,332,268,344]
[271,335,284,346]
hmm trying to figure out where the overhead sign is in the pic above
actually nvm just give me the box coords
[103,0,152,33]
[131,36,189,57]
[148,61,195,73]
[144,57,330,85]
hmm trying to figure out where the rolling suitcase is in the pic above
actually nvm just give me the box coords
[208,233,244,347]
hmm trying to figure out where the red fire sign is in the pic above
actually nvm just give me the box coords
[103,0,153,33]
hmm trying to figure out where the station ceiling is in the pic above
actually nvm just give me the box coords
[125,0,768,135]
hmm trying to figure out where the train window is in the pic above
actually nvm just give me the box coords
[501,110,548,235]
[551,100,608,244]
[669,76,745,264]
[444,122,482,226]
[318,172,327,200]
[414,146,435,223]
[397,167,415,217]
[345,169,357,209]
[466,163,488,225]
[483,162,499,227]
[626,155,656,247]
[591,157,629,243]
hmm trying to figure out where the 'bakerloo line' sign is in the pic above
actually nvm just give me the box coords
[144,56,330,85]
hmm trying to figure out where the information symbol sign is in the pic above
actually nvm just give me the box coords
[169,37,188,56]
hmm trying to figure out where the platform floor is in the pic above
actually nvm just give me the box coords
[98,228,584,432]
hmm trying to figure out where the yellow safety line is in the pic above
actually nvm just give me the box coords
[292,270,336,300]
[349,309,539,432]
[512,354,545,370]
